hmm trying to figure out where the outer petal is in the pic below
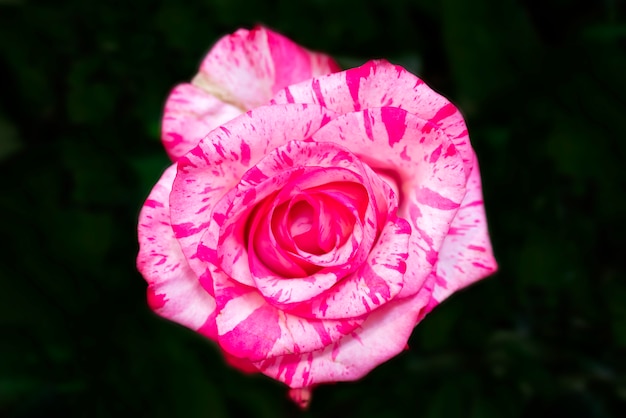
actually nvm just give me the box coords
[310,107,467,298]
[431,153,498,302]
[210,276,363,362]
[272,60,473,177]
[253,273,439,388]
[161,83,243,161]
[162,27,340,161]
[195,27,341,109]
[137,165,216,338]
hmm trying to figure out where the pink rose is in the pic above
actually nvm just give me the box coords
[137,27,497,408]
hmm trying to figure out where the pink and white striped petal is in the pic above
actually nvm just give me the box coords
[309,107,467,298]
[162,83,243,161]
[253,273,439,388]
[272,60,473,176]
[284,216,410,319]
[195,27,340,110]
[137,165,216,337]
[212,276,363,362]
[162,27,340,161]
[430,153,498,302]
[169,104,337,280]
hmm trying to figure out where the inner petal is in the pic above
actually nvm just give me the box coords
[291,194,336,255]
[288,199,315,238]
[253,196,318,278]
[274,188,359,258]
[310,192,356,252]
[289,198,326,255]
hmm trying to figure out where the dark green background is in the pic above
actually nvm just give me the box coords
[1,0,625,416]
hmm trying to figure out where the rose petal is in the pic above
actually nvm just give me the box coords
[162,27,340,161]
[431,153,498,301]
[162,83,243,161]
[195,27,340,110]
[272,59,473,177]
[253,273,439,388]
[212,278,362,362]
[309,107,467,298]
[284,215,410,319]
[137,165,216,338]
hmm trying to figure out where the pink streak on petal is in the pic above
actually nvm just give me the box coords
[219,303,281,360]
[380,106,407,147]
[429,102,457,125]
[146,286,166,310]
[345,61,375,111]
[430,153,498,303]
[416,187,460,210]
[137,165,216,338]
[240,141,251,166]
[429,144,443,164]
[311,78,327,107]
[144,199,164,208]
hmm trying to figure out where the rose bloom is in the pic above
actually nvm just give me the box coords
[137,27,497,407]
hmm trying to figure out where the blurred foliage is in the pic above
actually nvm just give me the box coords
[1,0,625,416]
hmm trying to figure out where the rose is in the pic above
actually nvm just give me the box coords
[137,27,497,407]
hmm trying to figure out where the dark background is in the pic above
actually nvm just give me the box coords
[1,0,625,417]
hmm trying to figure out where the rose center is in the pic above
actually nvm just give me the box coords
[270,186,360,259]
[254,179,368,278]
[283,195,342,256]
[287,198,327,255]
[287,200,314,237]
